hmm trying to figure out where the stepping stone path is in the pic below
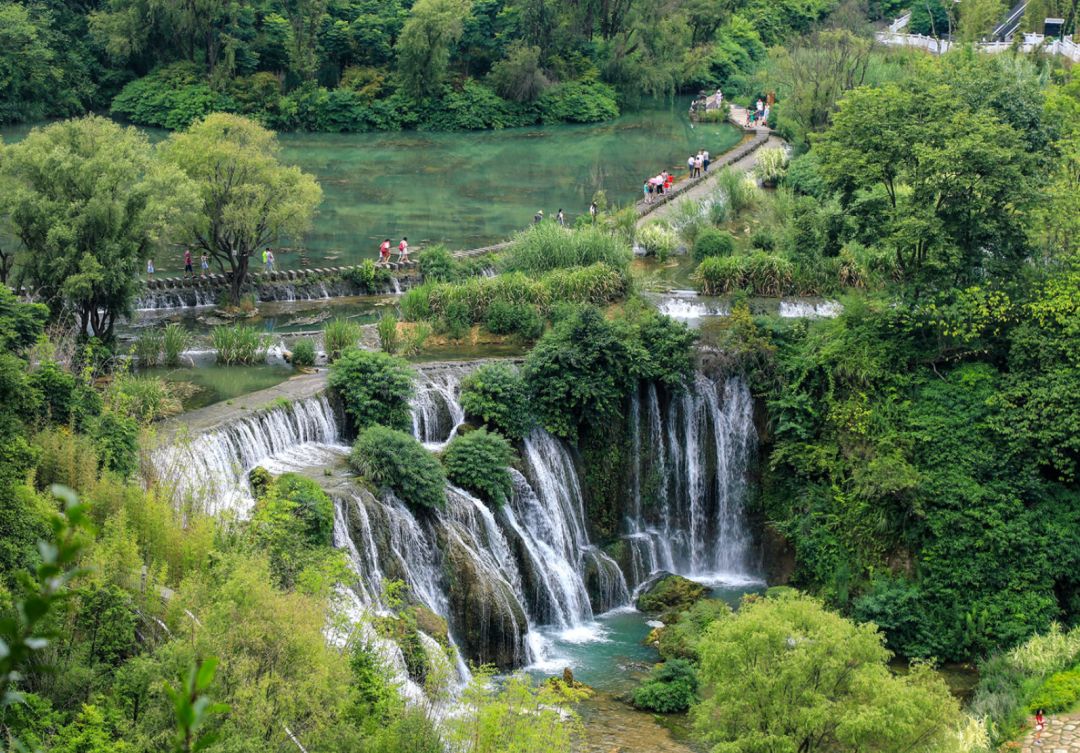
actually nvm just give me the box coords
[1019,713,1080,753]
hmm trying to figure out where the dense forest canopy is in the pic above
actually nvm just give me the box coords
[0,0,867,131]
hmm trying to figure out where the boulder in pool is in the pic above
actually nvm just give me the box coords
[635,572,710,616]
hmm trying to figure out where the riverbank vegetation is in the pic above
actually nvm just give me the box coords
[0,0,843,132]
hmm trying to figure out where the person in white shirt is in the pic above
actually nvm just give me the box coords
[703,150,710,171]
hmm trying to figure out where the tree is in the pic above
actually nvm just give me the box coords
[0,3,82,124]
[767,29,872,145]
[488,42,549,102]
[159,113,322,303]
[693,591,962,753]
[395,0,471,98]
[957,0,1004,41]
[0,116,192,339]
[814,80,1034,292]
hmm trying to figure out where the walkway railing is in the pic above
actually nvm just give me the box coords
[875,29,1080,61]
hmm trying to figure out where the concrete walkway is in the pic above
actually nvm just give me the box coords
[1019,713,1080,753]
[634,101,781,227]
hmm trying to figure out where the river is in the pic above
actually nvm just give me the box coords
[0,102,742,273]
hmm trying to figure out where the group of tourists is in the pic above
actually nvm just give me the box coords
[378,237,410,265]
[688,149,711,178]
[643,172,674,203]
[746,98,771,128]
[146,249,213,279]
[533,208,567,226]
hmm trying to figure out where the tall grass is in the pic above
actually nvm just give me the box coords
[636,223,679,261]
[132,328,163,367]
[715,167,759,216]
[695,253,794,296]
[291,338,316,367]
[752,148,789,184]
[212,325,268,365]
[108,373,185,422]
[377,314,400,354]
[323,318,361,362]
[161,323,191,367]
[502,222,632,274]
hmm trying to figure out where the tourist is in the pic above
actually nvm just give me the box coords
[183,248,193,279]
[643,180,652,204]
[557,208,565,226]
[379,238,391,264]
[589,201,597,222]
[398,237,409,263]
[266,248,275,271]
[756,98,764,114]
[703,149,710,172]
[533,209,544,224]
[664,171,673,191]
[695,152,704,178]
[261,247,269,270]
[687,154,695,176]
[146,258,154,280]
[200,252,209,278]
[763,105,770,128]
[715,88,723,103]
[1034,709,1046,745]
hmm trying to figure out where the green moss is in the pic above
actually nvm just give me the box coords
[636,574,710,617]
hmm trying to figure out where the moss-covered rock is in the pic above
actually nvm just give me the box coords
[444,535,529,669]
[406,604,449,648]
[635,573,710,617]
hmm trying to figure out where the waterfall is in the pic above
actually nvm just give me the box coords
[155,394,342,516]
[411,368,467,449]
[622,375,757,588]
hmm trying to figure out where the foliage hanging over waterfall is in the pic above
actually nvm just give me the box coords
[329,349,416,433]
[523,304,697,440]
[350,425,447,511]
[442,428,516,507]
[459,363,534,441]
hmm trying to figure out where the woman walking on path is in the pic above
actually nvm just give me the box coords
[1034,709,1046,746]
[147,259,155,280]
[557,208,565,225]
[379,238,391,264]
[398,237,409,264]
[200,253,210,278]
[183,248,194,279]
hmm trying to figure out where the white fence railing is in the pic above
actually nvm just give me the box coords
[875,30,1080,61]
[889,12,912,32]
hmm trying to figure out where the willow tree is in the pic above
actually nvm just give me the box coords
[0,116,193,339]
[160,114,321,304]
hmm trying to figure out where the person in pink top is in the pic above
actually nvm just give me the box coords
[398,237,410,264]
[379,238,391,264]
[183,248,193,279]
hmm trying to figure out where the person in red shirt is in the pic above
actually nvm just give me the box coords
[183,248,193,279]
[379,238,391,264]
[398,237,410,264]
[1034,709,1046,745]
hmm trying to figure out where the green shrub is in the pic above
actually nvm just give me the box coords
[377,314,400,354]
[323,318,362,363]
[342,259,391,292]
[437,300,472,340]
[33,427,98,491]
[484,301,543,341]
[418,245,460,283]
[460,364,534,441]
[636,223,678,261]
[695,256,744,295]
[110,63,238,130]
[636,574,709,616]
[536,79,619,123]
[634,312,697,387]
[161,323,191,367]
[132,328,163,367]
[657,600,734,662]
[350,426,446,511]
[693,228,736,261]
[1028,667,1080,713]
[328,349,415,433]
[502,222,632,274]
[442,429,515,506]
[29,362,80,425]
[90,411,140,479]
[270,472,335,547]
[632,659,699,713]
[750,227,776,251]
[212,325,268,365]
[291,338,316,367]
[745,252,794,296]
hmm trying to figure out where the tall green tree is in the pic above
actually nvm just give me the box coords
[0,116,193,339]
[395,0,472,98]
[159,113,322,303]
[693,591,962,753]
[814,78,1034,292]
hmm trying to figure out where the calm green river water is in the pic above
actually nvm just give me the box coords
[1,104,741,272]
